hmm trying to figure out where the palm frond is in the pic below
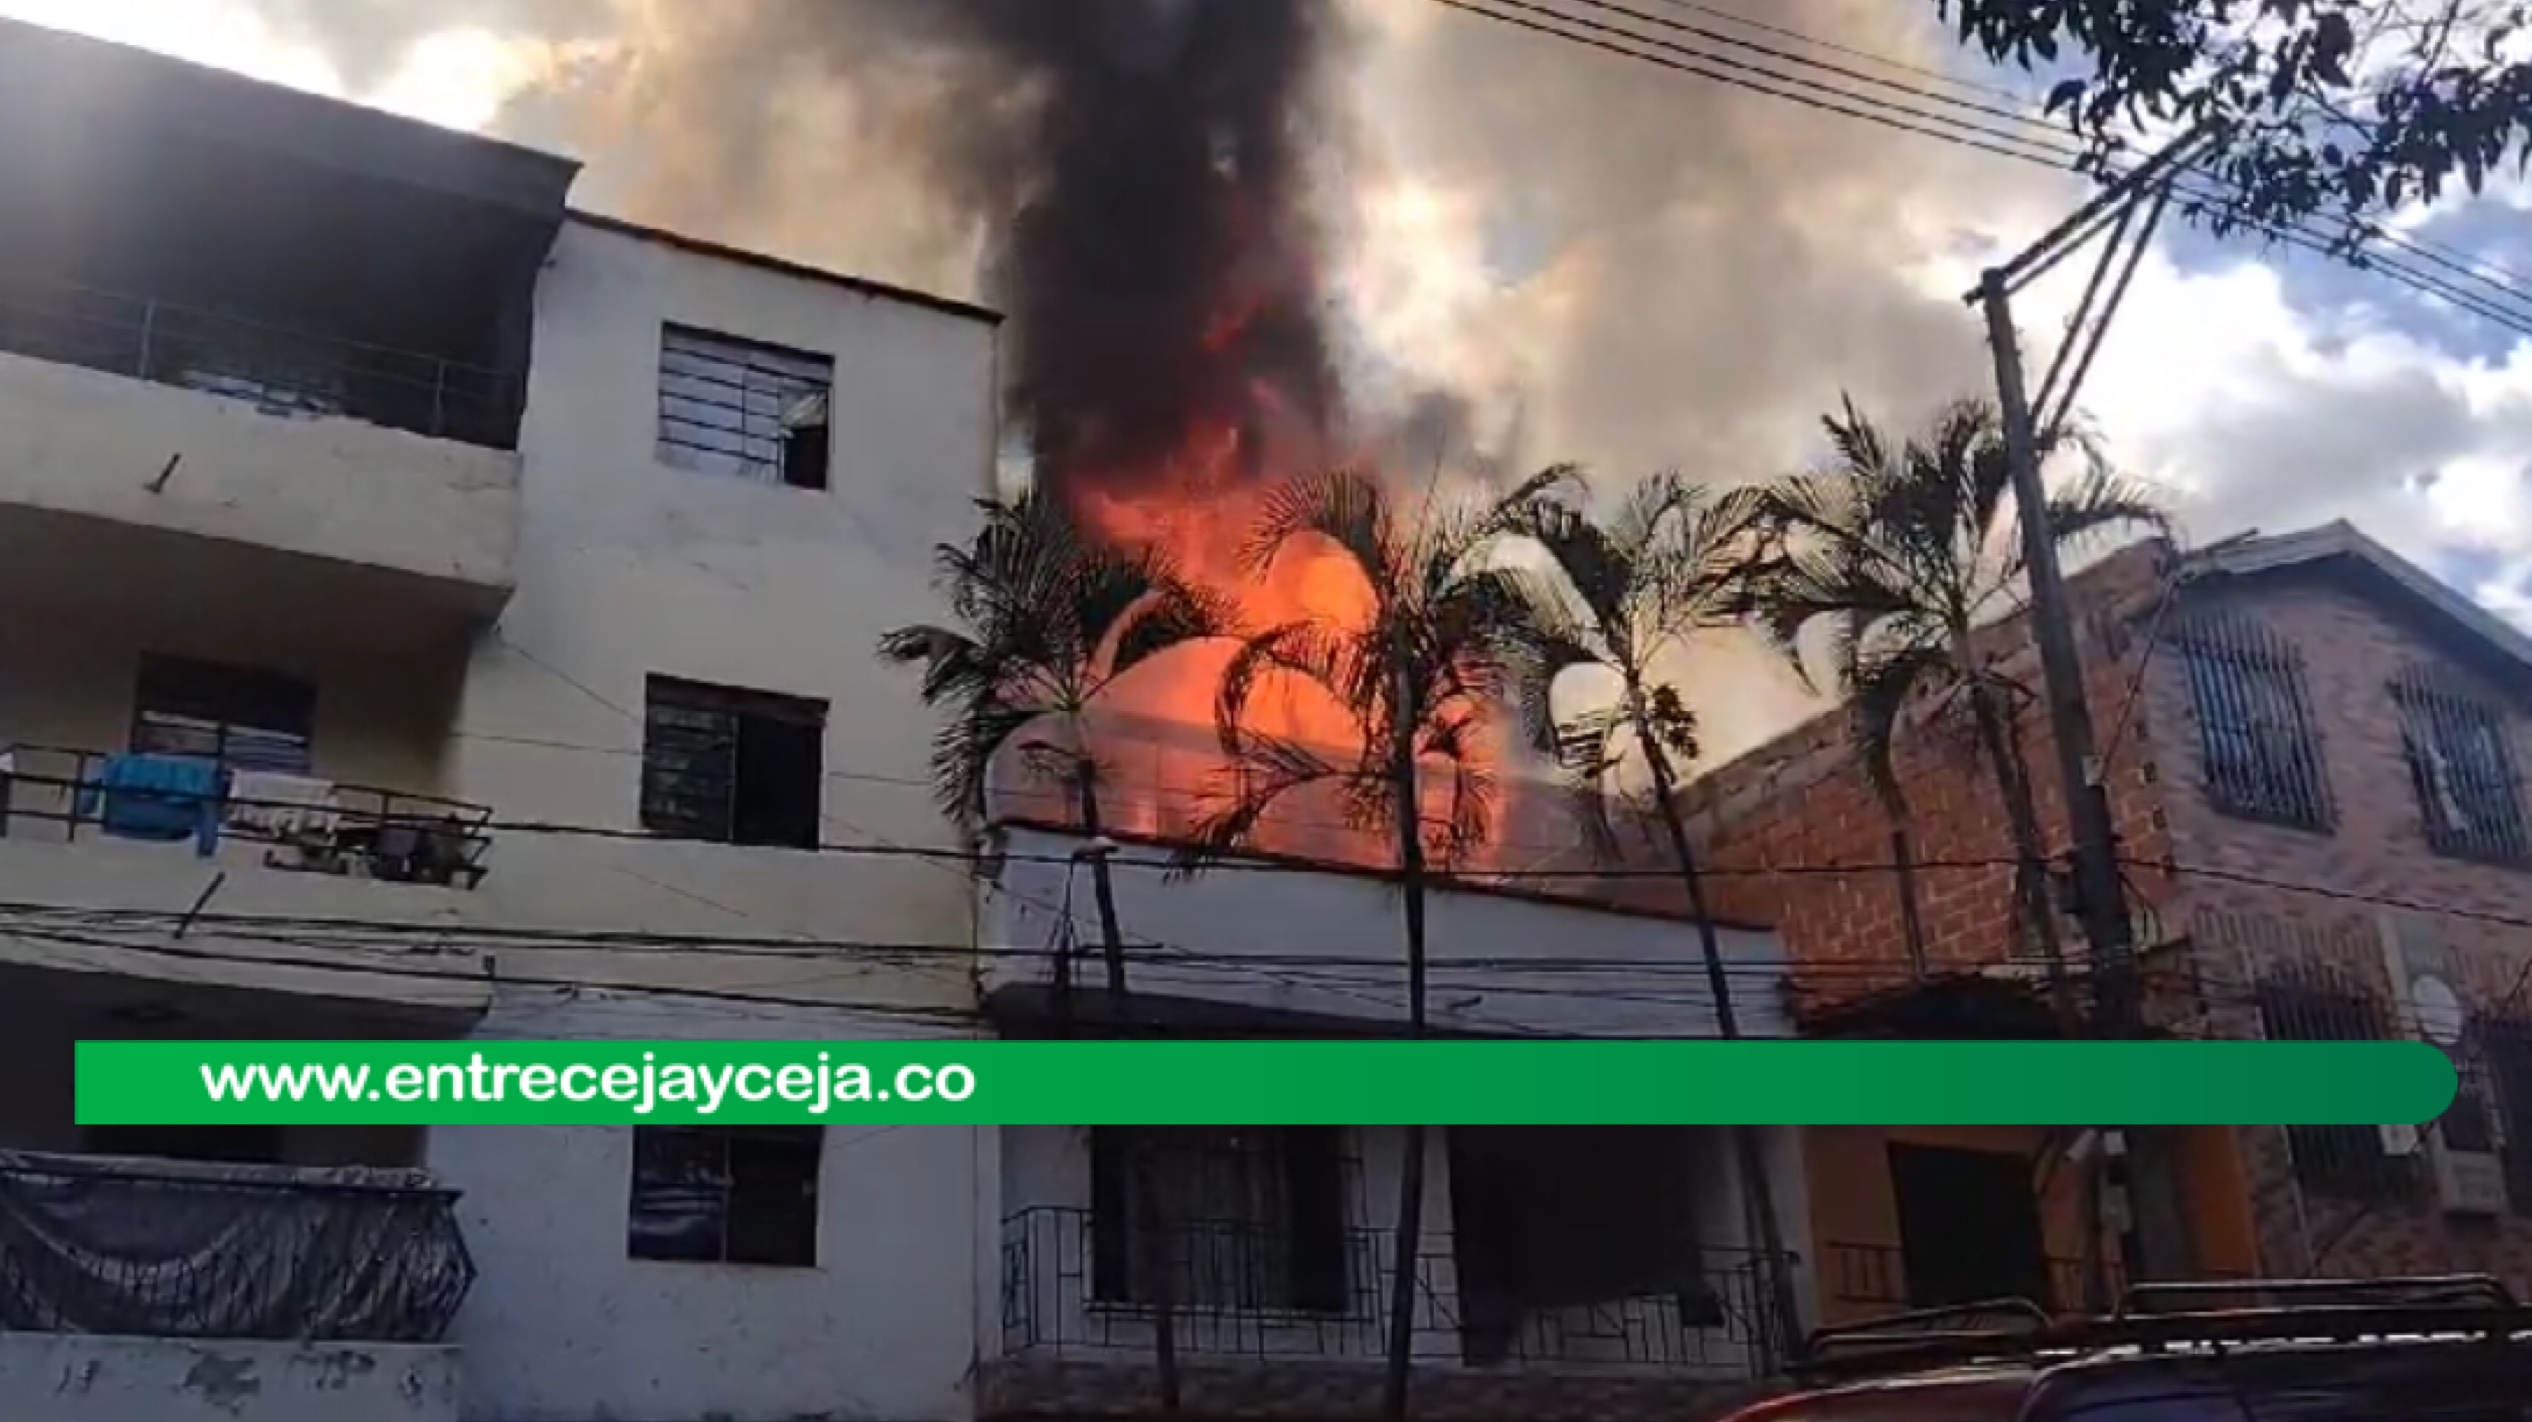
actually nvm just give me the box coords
[1241,466,1398,588]
[880,487,1222,830]
[1169,733,1351,879]
[1214,620,1358,754]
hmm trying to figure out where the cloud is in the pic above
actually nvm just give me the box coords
[60,0,2532,711]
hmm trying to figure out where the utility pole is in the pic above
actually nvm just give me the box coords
[1969,130,2213,1288]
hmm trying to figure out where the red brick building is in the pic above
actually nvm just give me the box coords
[1679,520,2532,1313]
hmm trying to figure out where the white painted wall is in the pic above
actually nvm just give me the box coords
[985,826,1793,1039]
[0,348,520,606]
[415,223,1003,1422]
[430,988,990,1422]
[437,216,1000,1002]
[0,1335,461,1422]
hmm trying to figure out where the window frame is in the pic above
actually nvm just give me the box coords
[2253,975,2417,1203]
[626,1123,823,1268]
[655,324,835,491]
[129,654,317,775]
[2390,670,2532,866]
[2171,613,2333,833]
[639,675,828,850]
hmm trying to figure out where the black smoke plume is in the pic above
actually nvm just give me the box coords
[919,1,1345,502]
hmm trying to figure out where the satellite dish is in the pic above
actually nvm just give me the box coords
[2412,974,2467,1046]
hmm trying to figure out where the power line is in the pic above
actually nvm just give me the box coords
[1438,0,2532,340]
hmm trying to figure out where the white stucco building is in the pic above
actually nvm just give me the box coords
[970,713,1812,1422]
[0,20,1813,1422]
[0,20,995,1422]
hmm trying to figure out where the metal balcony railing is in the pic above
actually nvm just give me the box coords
[0,742,492,889]
[0,271,521,451]
[1824,1239,2121,1317]
[1000,1205,1789,1378]
[0,1150,475,1343]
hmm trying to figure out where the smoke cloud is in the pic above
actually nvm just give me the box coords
[260,0,2081,757]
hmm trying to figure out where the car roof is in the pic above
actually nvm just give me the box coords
[1732,1328,2532,1422]
[1780,1277,2531,1392]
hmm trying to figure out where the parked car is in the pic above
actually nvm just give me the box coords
[1710,1276,2532,1422]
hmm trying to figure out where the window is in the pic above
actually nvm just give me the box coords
[640,677,826,849]
[2487,1016,2532,1217]
[1885,1143,2052,1309]
[656,325,833,490]
[2173,613,2331,831]
[2392,669,2531,864]
[131,656,315,774]
[628,1125,821,1266]
[1090,1126,1349,1314]
[2255,975,2414,1201]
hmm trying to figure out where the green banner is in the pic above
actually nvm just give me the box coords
[72,1039,2453,1126]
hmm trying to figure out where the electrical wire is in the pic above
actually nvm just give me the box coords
[1435,0,2532,341]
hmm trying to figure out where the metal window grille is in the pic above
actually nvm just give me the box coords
[627,1124,822,1267]
[2391,667,2531,864]
[2254,969,2417,1203]
[2173,612,2332,831]
[656,325,833,489]
[130,655,317,775]
[639,676,826,848]
[2485,1015,2532,1217]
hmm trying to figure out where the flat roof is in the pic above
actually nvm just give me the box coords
[567,209,1004,327]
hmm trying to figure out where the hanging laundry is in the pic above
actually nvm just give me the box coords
[80,754,222,856]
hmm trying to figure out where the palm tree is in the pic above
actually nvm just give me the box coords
[878,487,1229,1414]
[1178,466,1544,1422]
[1490,466,1800,1364]
[1743,394,2170,1015]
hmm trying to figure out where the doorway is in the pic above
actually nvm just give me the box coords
[1886,1142,2052,1309]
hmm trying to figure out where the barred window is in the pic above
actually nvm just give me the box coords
[2391,668,2531,865]
[2485,1015,2532,1217]
[131,655,316,775]
[2254,975,2414,1202]
[640,677,825,850]
[656,325,833,490]
[2173,613,2331,831]
[628,1125,821,1266]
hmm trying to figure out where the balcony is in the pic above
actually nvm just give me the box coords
[0,744,494,1013]
[986,1207,1789,1422]
[0,1149,472,1422]
[0,271,524,628]
[0,744,491,889]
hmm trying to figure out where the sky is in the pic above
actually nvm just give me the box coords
[19,0,2532,753]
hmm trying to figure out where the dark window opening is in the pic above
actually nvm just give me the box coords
[656,325,834,491]
[1090,1125,1349,1314]
[2174,614,2332,832]
[131,655,315,774]
[2392,670,2531,865]
[640,677,826,850]
[628,1124,821,1267]
[82,1124,286,1164]
[1886,1143,2052,1309]
[2485,1016,2532,1217]
[2256,976,2416,1202]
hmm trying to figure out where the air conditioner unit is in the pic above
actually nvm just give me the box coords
[2378,912,2509,1216]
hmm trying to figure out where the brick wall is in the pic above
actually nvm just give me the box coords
[1682,529,2532,1289]
[2140,564,2532,1291]
[1677,536,2182,1008]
